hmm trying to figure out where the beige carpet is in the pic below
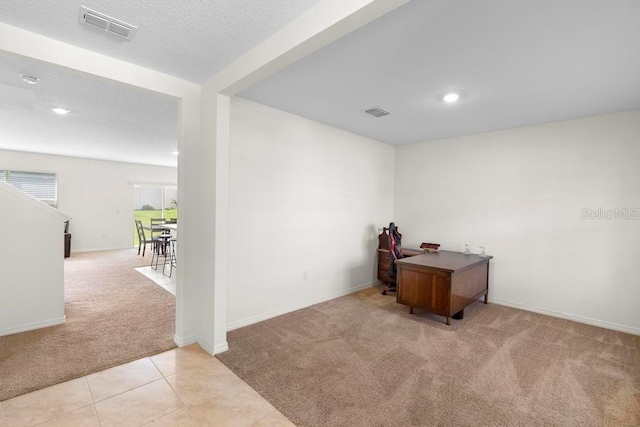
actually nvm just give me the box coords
[218,286,640,426]
[0,249,176,401]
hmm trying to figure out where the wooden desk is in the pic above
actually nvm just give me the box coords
[395,251,492,325]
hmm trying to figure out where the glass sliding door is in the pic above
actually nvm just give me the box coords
[133,184,177,245]
[164,186,178,221]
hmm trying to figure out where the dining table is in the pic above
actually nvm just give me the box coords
[158,223,177,233]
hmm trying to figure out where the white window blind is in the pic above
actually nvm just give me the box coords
[0,170,58,208]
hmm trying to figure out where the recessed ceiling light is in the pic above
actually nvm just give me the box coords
[21,74,39,85]
[443,93,460,103]
[172,151,179,156]
[51,107,70,115]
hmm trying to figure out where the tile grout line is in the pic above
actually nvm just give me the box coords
[162,375,188,407]
[149,355,166,378]
[91,375,166,405]
[155,349,251,424]
[30,404,98,427]
[183,404,198,424]
[161,368,271,426]
[93,376,183,426]
[141,377,188,425]
[85,376,105,427]
[85,376,95,404]
[29,378,95,427]
[139,406,185,426]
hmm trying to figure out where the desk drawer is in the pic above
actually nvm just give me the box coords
[378,250,391,282]
[378,251,390,268]
[378,268,393,282]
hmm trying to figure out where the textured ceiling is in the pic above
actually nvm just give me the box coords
[0,0,324,166]
[0,52,179,167]
[4,0,639,165]
[0,0,323,83]
[240,0,640,145]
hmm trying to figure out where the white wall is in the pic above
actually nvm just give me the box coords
[227,98,394,328]
[395,110,640,334]
[0,149,177,252]
[0,182,69,336]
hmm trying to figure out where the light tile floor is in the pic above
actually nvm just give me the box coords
[134,266,176,295]
[0,345,294,427]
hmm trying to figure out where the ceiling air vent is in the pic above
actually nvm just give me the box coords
[80,6,138,40]
[84,11,109,30]
[108,21,133,38]
[363,106,391,118]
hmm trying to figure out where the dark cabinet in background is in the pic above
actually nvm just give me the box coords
[64,233,71,258]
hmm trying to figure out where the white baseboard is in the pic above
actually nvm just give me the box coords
[173,334,198,347]
[174,334,226,356]
[0,316,66,337]
[197,338,215,355]
[71,246,133,254]
[226,281,376,331]
[490,298,640,336]
[213,342,229,355]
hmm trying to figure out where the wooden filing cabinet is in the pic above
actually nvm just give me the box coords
[377,248,422,284]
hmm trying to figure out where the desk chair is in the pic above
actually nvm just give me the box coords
[382,222,404,295]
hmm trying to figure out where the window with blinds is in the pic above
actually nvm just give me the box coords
[0,170,58,208]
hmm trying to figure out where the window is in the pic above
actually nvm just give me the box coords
[133,185,177,218]
[0,170,58,208]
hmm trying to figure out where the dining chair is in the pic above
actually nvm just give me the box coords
[135,219,156,256]
[149,217,167,239]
